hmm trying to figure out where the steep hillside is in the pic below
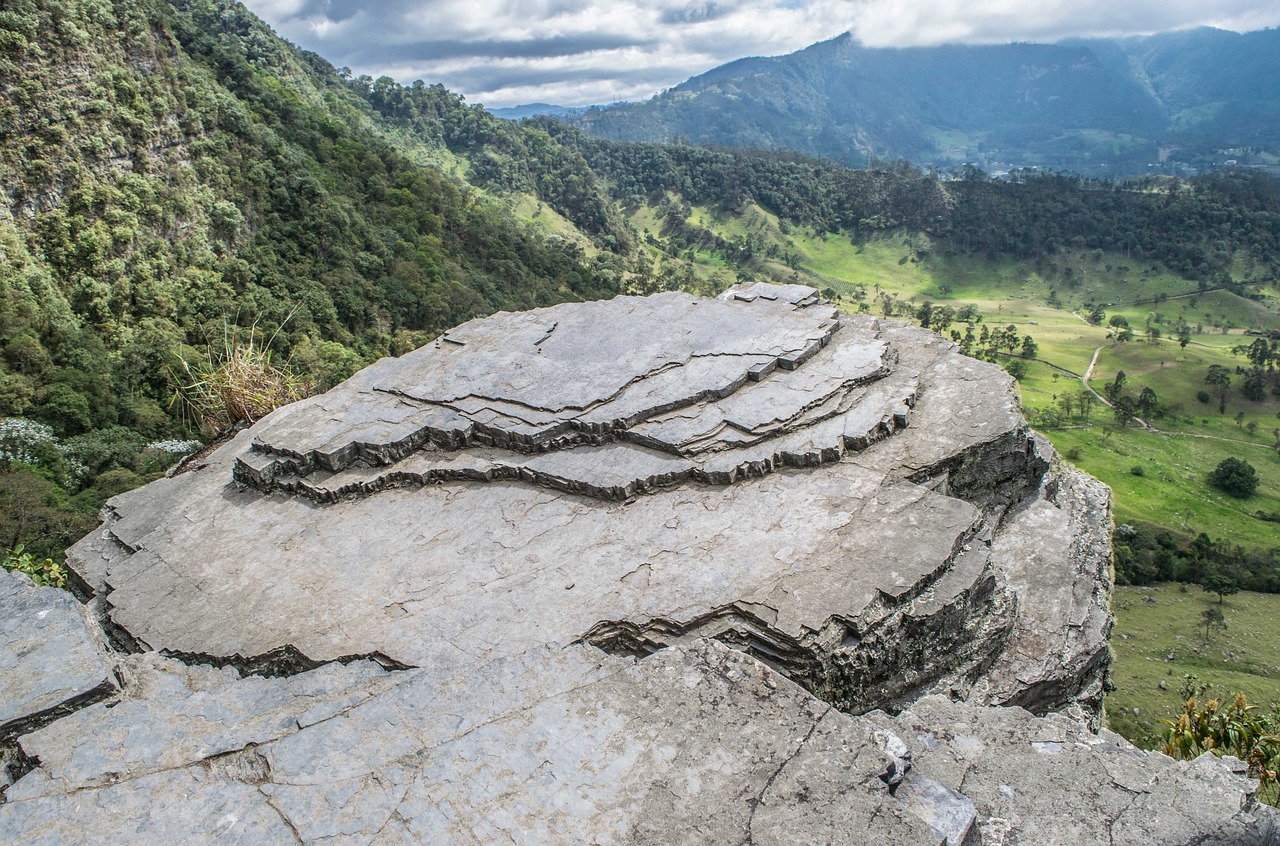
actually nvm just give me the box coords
[565,28,1280,175]
[0,0,628,556]
[0,0,614,442]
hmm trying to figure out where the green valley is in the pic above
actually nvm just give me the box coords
[0,0,1278,770]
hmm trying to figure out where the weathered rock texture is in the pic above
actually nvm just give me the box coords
[0,569,115,740]
[2,284,1276,844]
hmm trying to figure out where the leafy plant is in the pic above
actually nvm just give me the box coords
[1162,692,1280,805]
[2,544,68,589]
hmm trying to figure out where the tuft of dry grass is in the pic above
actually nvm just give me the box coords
[170,324,312,436]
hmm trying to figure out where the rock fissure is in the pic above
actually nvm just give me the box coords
[743,714,827,843]
[156,645,416,680]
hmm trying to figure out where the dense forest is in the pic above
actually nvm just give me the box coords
[1,0,1279,567]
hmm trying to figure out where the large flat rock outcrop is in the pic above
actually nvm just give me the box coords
[3,284,1275,843]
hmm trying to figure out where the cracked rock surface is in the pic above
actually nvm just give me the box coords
[3,284,1276,843]
[0,568,115,739]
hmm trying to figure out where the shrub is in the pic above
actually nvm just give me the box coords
[1130,465,1145,476]
[1162,692,1280,804]
[1208,457,1259,498]
[2,545,67,588]
[1002,358,1028,381]
[1197,390,1212,404]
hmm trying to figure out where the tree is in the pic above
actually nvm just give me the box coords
[1138,386,1158,419]
[1078,390,1095,424]
[1205,365,1231,414]
[1003,359,1028,381]
[1177,322,1193,350]
[1203,572,1240,605]
[1112,395,1139,427]
[0,469,90,556]
[1200,605,1226,641]
[1105,370,1128,402]
[1057,392,1075,419]
[1243,369,1267,401]
[1208,457,1259,498]
[1247,338,1271,368]
[1020,336,1038,359]
[929,305,955,335]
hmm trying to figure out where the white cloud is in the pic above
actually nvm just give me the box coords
[240,0,1280,107]
[851,0,1280,46]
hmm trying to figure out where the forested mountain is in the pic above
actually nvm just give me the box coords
[0,0,624,552]
[2,0,1279,562]
[0,0,628,431]
[562,28,1280,175]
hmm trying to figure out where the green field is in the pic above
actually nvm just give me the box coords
[634,210,1280,555]
[1043,427,1280,550]
[1089,338,1280,437]
[1109,584,1280,749]
[758,230,1280,554]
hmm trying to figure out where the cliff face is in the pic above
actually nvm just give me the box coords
[2,284,1276,844]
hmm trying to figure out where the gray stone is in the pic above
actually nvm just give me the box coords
[7,655,393,800]
[869,695,1280,846]
[1,641,944,844]
[0,768,296,846]
[0,568,115,738]
[972,445,1114,720]
[893,774,979,846]
[61,287,1066,718]
[5,284,1274,844]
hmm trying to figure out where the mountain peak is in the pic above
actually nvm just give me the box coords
[565,27,1280,174]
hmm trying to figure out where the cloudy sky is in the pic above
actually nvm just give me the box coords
[241,0,1280,108]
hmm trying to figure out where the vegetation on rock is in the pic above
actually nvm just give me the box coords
[1163,691,1280,803]
[2,543,67,588]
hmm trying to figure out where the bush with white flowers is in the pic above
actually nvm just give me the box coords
[0,417,57,465]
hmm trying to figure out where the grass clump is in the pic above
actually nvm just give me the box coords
[171,327,312,436]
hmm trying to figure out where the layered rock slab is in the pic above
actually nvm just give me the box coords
[4,641,941,844]
[8,283,1273,843]
[67,286,1057,709]
[0,568,115,739]
[4,641,1275,845]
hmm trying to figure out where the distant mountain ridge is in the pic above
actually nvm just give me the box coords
[489,103,589,121]
[532,28,1280,176]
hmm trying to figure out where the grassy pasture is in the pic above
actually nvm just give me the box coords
[1108,584,1280,748]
